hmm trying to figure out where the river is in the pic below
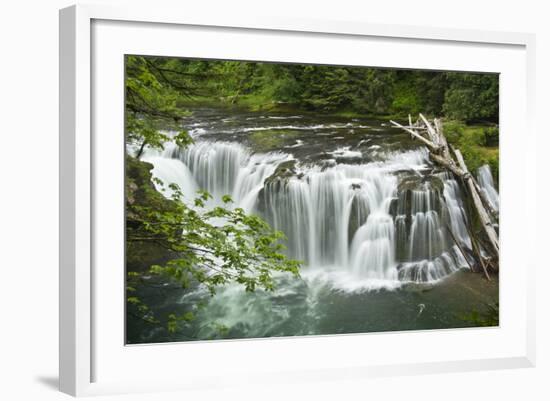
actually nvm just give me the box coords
[127,107,499,344]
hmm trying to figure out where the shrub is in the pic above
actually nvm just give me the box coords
[442,121,499,183]
[484,126,499,147]
[442,120,466,143]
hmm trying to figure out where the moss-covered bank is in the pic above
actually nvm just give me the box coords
[126,156,176,272]
[443,121,499,184]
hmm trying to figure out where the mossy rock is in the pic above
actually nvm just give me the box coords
[248,129,300,153]
[126,156,175,213]
[126,156,177,272]
[397,174,444,194]
[264,160,298,186]
[257,160,301,213]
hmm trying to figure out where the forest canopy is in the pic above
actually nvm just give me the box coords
[129,56,499,123]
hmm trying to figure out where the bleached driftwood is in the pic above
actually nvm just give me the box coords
[390,119,440,151]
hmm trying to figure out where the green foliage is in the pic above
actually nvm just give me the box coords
[460,302,499,327]
[153,56,497,122]
[414,72,448,116]
[442,73,499,122]
[125,56,193,157]
[391,79,421,116]
[126,156,179,271]
[442,121,499,183]
[126,170,302,327]
[484,126,499,147]
[169,59,399,114]
[128,178,301,295]
[167,312,195,334]
[441,120,466,143]
[390,71,447,116]
[126,283,158,324]
[280,65,396,113]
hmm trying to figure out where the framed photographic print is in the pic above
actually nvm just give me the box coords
[59,4,536,397]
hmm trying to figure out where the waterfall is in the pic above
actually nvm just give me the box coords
[162,141,290,211]
[141,138,490,287]
[260,163,398,276]
[441,173,471,247]
[141,150,198,200]
[477,164,499,212]
[391,172,470,283]
[169,141,250,201]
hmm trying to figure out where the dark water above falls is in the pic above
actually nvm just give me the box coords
[129,107,499,343]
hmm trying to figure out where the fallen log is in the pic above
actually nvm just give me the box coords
[462,219,492,280]
[419,113,439,145]
[390,120,440,152]
[434,118,451,160]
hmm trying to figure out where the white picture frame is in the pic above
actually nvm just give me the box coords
[59,3,536,397]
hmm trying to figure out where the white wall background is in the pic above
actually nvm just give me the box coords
[0,0,547,399]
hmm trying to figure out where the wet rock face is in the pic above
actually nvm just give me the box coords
[263,160,299,187]
[394,175,445,218]
[397,174,444,194]
[348,194,370,241]
[256,160,299,215]
[125,156,178,272]
[392,173,449,263]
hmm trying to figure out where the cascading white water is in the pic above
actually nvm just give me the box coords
[477,164,499,212]
[441,172,472,247]
[266,164,401,280]
[170,141,249,201]
[166,141,290,211]
[141,144,198,200]
[142,138,491,287]
[391,171,470,282]
[407,188,444,260]
[350,212,396,280]
[260,163,398,279]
